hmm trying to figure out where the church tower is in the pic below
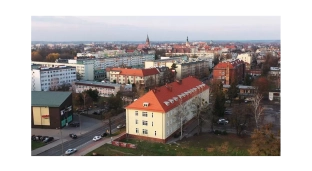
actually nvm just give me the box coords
[186,36,190,47]
[145,34,150,47]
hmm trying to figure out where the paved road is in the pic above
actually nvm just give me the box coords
[36,113,125,156]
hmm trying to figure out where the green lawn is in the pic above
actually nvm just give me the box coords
[31,141,46,151]
[85,133,252,156]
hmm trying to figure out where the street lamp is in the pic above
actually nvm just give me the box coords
[56,127,64,156]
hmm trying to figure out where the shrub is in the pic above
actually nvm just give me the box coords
[222,130,228,135]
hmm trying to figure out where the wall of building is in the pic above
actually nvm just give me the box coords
[31,69,41,91]
[126,109,165,140]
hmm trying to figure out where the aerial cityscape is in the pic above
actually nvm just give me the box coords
[31,16,281,156]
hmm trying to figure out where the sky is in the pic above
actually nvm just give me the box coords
[31,16,280,42]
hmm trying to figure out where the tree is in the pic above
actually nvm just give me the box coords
[252,76,269,96]
[76,72,83,81]
[145,76,155,88]
[46,53,60,62]
[155,49,166,60]
[31,51,43,61]
[227,80,239,107]
[244,74,253,86]
[248,123,280,156]
[213,54,220,66]
[230,105,253,136]
[251,92,264,130]
[225,53,232,59]
[174,98,187,140]
[86,89,99,105]
[191,93,209,135]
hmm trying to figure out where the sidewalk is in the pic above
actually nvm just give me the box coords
[73,130,126,156]
[31,112,125,156]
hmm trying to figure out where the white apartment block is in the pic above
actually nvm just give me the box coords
[31,66,77,91]
[145,58,209,80]
[73,80,121,97]
[237,53,252,64]
[31,61,94,81]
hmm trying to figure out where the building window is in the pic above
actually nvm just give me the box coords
[152,113,153,118]
[142,112,148,117]
[152,122,153,126]
[143,129,148,134]
[155,131,156,136]
[135,119,138,124]
[142,120,148,126]
[136,128,139,133]
[135,111,138,116]
[167,121,169,126]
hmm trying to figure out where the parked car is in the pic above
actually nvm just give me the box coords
[101,132,108,137]
[69,122,80,127]
[93,136,102,141]
[69,134,77,139]
[43,137,54,143]
[40,136,49,141]
[217,119,229,125]
[65,148,77,155]
[92,111,100,115]
[117,124,126,129]
[225,100,231,104]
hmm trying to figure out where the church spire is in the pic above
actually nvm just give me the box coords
[146,34,150,47]
[186,36,190,47]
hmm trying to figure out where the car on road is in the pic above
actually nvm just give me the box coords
[217,119,229,125]
[69,122,80,127]
[225,100,231,104]
[117,124,126,129]
[65,148,77,155]
[43,137,54,143]
[101,132,108,137]
[69,134,77,139]
[93,136,102,141]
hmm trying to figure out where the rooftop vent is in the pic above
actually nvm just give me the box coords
[173,97,178,101]
[168,99,174,104]
[143,102,149,107]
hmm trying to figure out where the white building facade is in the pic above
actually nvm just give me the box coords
[73,81,121,97]
[31,66,77,91]
[237,53,252,64]
[31,61,94,81]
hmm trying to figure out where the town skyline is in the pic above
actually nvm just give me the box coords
[31,16,280,42]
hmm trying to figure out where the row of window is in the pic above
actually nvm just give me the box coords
[135,120,153,126]
[134,111,153,118]
[135,128,156,136]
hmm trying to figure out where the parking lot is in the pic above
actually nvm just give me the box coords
[31,113,103,142]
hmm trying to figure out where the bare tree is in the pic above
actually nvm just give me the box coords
[251,92,264,130]
[174,98,187,140]
[191,90,209,135]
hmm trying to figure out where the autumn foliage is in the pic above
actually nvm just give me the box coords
[248,123,280,156]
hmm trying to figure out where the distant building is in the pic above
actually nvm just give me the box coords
[31,91,73,129]
[73,80,121,97]
[31,66,77,91]
[125,76,209,143]
[31,61,94,81]
[106,67,160,87]
[213,59,245,85]
[237,53,252,65]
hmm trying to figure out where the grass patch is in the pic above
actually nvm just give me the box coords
[85,133,252,156]
[31,141,46,150]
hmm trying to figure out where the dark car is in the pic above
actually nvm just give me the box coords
[69,133,78,139]
[101,132,108,137]
[69,122,80,127]
[40,136,49,141]
[93,111,100,115]
[43,137,54,143]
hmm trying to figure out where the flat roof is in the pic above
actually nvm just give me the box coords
[31,91,72,107]
[74,81,121,88]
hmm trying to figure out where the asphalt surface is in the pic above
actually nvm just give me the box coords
[36,113,125,156]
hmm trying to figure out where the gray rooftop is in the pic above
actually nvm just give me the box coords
[31,91,72,107]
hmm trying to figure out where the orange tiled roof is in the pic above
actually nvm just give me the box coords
[110,68,159,77]
[126,76,209,113]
